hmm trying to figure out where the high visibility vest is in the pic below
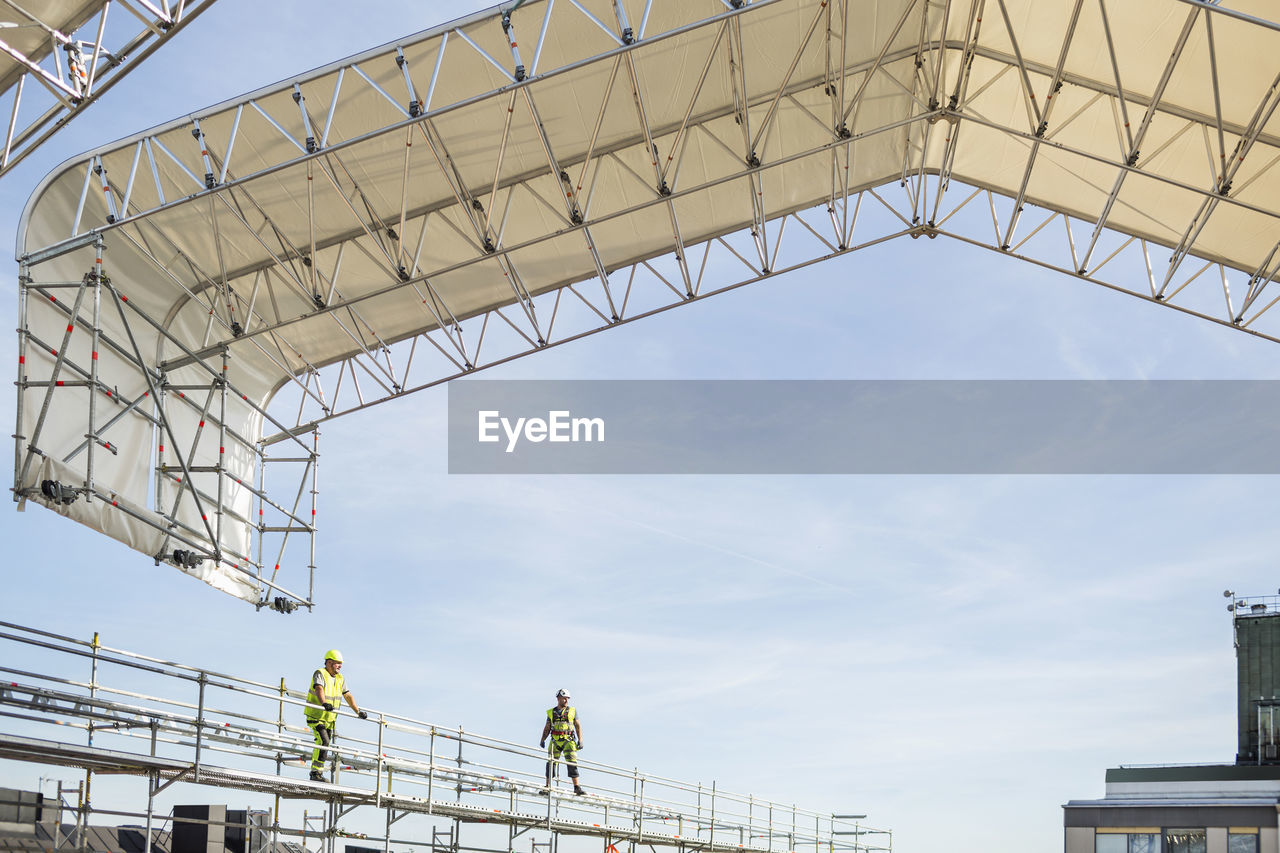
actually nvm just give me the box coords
[547,706,576,738]
[306,668,346,724]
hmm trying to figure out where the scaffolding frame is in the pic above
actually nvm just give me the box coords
[0,0,222,178]
[13,245,320,610]
[0,621,892,853]
[15,0,1280,605]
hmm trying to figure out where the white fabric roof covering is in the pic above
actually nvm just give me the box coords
[15,0,1280,601]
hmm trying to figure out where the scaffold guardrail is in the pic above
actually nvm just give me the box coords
[0,621,890,853]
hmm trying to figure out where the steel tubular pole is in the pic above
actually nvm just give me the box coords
[638,773,645,846]
[708,781,715,853]
[257,444,267,589]
[276,677,286,771]
[216,350,229,555]
[81,632,99,853]
[85,240,105,501]
[427,728,435,812]
[13,259,29,500]
[376,713,385,804]
[331,717,339,782]
[456,726,464,802]
[194,672,207,783]
[75,779,86,853]
[144,771,156,853]
[156,371,167,517]
[328,801,336,853]
[309,429,319,606]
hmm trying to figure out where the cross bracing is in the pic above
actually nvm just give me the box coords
[0,0,221,179]
[0,622,892,853]
[14,0,1280,604]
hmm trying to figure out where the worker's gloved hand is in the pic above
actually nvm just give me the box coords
[357,710,368,720]
[322,702,335,712]
[539,740,546,748]
[576,742,584,751]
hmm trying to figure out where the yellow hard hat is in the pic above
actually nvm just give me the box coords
[325,649,344,663]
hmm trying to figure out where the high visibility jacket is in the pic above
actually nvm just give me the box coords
[547,706,577,739]
[305,668,346,724]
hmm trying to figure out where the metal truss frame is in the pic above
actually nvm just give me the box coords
[15,248,319,611]
[0,0,220,178]
[15,0,1280,604]
[0,622,893,853]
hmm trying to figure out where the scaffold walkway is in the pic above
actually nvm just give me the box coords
[0,622,890,853]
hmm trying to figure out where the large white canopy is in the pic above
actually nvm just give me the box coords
[15,0,1280,605]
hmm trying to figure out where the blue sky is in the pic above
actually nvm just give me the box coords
[2,3,1279,853]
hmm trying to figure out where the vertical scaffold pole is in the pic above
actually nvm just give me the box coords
[637,771,645,847]
[708,781,716,853]
[81,631,100,853]
[276,676,286,831]
[74,779,86,853]
[427,728,435,812]
[455,726,464,802]
[696,782,702,842]
[375,712,385,805]
[309,428,319,607]
[53,782,65,852]
[216,350,229,555]
[85,237,104,501]
[257,441,268,590]
[194,671,208,783]
[144,718,159,853]
[327,796,337,853]
[144,769,157,853]
[155,372,167,514]
[13,258,29,500]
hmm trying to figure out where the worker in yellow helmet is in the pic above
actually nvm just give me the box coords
[304,649,367,782]
[539,688,584,795]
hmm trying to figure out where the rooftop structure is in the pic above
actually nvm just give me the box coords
[14,0,1280,608]
[1063,592,1280,852]
[1228,592,1280,765]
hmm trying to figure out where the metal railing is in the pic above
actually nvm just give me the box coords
[0,621,890,853]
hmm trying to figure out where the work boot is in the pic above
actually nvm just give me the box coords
[574,785,585,796]
[309,771,324,782]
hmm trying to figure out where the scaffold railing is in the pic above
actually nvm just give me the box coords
[0,621,891,853]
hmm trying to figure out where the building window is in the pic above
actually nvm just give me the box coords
[1229,833,1258,853]
[1095,833,1158,853]
[1165,829,1206,853]
[1096,835,1125,853]
[1127,835,1158,853]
